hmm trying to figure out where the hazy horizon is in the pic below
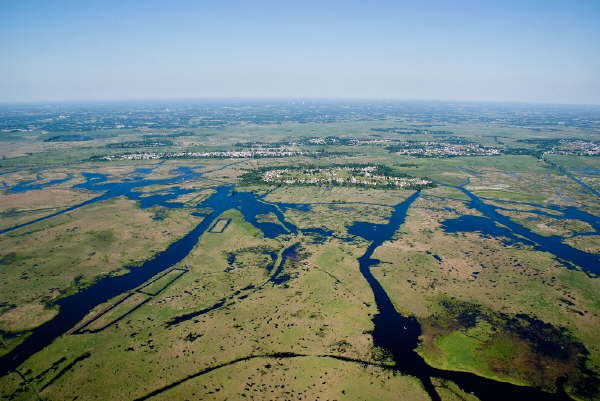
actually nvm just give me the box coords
[2,1,600,105]
[3,97,600,109]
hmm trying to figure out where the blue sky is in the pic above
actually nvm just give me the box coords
[1,0,599,104]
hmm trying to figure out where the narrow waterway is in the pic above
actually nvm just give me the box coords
[0,186,226,375]
[0,182,297,376]
[8,174,74,193]
[443,186,600,276]
[0,167,203,235]
[0,162,244,236]
[349,191,573,401]
[0,167,592,400]
[559,167,600,198]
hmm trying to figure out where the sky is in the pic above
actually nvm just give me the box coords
[1,0,600,104]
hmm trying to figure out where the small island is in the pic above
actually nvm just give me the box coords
[241,164,435,190]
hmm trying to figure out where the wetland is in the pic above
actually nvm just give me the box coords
[0,101,599,400]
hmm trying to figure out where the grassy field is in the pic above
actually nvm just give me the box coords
[0,196,202,349]
[0,119,599,400]
[369,193,600,399]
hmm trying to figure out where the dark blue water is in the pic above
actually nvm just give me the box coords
[232,192,296,238]
[134,167,155,175]
[301,227,334,238]
[8,174,74,193]
[349,220,399,242]
[426,251,443,262]
[0,186,225,375]
[271,202,311,212]
[269,242,299,285]
[572,168,600,175]
[0,182,298,375]
[490,202,600,235]
[0,167,205,235]
[134,186,197,209]
[443,187,600,276]
[73,167,201,200]
[442,215,534,246]
[465,191,600,235]
[557,167,600,198]
[0,166,588,399]
[350,191,424,357]
[348,191,572,401]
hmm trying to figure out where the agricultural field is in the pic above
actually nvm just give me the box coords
[0,101,599,401]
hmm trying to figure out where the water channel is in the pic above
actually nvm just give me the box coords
[1,166,597,400]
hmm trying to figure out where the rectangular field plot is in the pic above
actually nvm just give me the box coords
[137,268,187,296]
[208,218,231,233]
[75,292,151,334]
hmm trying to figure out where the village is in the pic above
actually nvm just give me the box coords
[261,165,433,189]
[98,148,313,161]
[386,141,502,157]
[550,139,600,156]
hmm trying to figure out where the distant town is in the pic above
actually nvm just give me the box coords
[549,139,600,156]
[97,149,314,161]
[385,141,502,157]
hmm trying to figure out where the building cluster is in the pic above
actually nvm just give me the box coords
[303,136,393,146]
[550,140,600,156]
[100,149,312,161]
[262,166,431,188]
[304,137,359,145]
[390,142,501,157]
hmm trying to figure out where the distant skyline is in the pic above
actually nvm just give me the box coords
[2,1,600,105]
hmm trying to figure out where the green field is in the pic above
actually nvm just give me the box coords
[1,105,599,401]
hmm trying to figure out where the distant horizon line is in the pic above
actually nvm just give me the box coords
[1,97,599,108]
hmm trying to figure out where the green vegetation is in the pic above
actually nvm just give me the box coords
[471,189,547,203]
[1,103,599,401]
[418,299,595,395]
[0,198,201,336]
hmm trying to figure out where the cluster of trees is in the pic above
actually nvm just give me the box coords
[44,134,93,142]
